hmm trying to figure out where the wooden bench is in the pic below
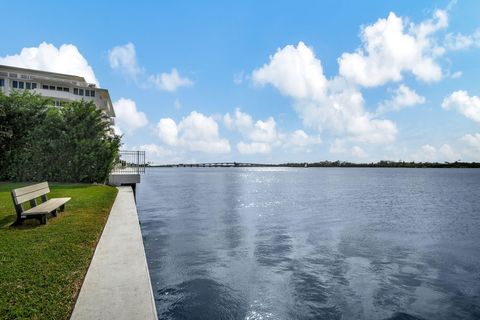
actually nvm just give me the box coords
[11,182,71,225]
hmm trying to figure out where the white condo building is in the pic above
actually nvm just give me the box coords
[0,64,115,120]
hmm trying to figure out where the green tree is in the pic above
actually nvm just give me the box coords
[0,91,120,182]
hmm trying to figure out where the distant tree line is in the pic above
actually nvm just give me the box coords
[149,160,480,168]
[0,92,121,182]
[281,160,480,168]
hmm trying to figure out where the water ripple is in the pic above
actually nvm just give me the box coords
[137,168,480,320]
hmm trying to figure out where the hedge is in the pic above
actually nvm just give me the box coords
[0,91,121,183]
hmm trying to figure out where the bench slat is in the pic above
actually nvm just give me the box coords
[12,182,50,205]
[23,198,71,216]
[13,182,49,197]
[14,188,50,205]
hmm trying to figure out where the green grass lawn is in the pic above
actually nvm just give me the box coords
[0,182,118,320]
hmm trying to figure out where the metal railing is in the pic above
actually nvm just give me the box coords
[111,150,145,174]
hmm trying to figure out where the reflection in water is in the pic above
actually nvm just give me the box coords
[254,226,293,267]
[220,172,244,255]
[158,278,247,319]
[137,168,480,320]
[383,312,426,320]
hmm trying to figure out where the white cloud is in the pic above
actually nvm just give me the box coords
[252,10,453,144]
[156,111,230,154]
[252,42,397,144]
[139,143,182,164]
[149,68,193,92]
[224,108,282,154]
[287,130,321,148]
[108,42,142,78]
[253,42,327,101]
[108,42,193,92]
[156,118,178,145]
[451,71,462,79]
[414,143,460,162]
[233,71,245,84]
[377,84,426,114]
[445,33,474,50]
[237,142,271,155]
[338,10,447,87]
[439,144,460,162]
[461,133,480,149]
[460,133,480,161]
[224,108,321,154]
[225,109,279,143]
[351,146,367,158]
[0,42,99,86]
[330,139,347,154]
[442,90,480,122]
[444,30,480,51]
[113,98,148,134]
[420,144,437,162]
[252,10,452,146]
[249,118,278,143]
[224,108,254,132]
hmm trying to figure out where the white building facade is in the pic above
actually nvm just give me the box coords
[0,65,115,120]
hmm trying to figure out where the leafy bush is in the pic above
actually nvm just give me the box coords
[0,91,121,182]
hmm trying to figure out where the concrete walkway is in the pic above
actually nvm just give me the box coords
[71,186,157,320]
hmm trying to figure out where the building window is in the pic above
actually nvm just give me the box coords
[24,82,37,90]
[57,86,63,91]
[90,90,95,97]
[42,84,48,89]
[13,80,18,88]
[85,90,90,97]
[0,79,4,87]
[79,89,84,96]
[49,85,55,90]
[63,87,69,92]
[74,88,79,95]
[19,82,24,89]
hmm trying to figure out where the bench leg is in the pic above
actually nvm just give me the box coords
[51,209,57,217]
[12,217,24,226]
[40,215,47,225]
[59,204,66,212]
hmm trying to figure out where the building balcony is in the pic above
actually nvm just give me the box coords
[33,88,96,102]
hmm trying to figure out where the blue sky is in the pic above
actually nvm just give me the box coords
[2,0,480,164]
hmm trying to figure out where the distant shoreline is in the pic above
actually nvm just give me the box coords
[147,161,480,169]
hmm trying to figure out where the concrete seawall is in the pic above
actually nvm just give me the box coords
[71,186,157,320]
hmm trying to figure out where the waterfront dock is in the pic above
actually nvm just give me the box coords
[70,186,157,320]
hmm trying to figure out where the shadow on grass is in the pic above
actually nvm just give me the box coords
[0,214,16,228]
[1,214,46,229]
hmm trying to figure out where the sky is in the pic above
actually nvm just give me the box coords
[1,0,480,164]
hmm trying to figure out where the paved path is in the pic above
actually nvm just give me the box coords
[71,186,157,320]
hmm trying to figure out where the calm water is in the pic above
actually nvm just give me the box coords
[136,168,480,320]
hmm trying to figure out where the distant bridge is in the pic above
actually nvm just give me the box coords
[174,162,277,168]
